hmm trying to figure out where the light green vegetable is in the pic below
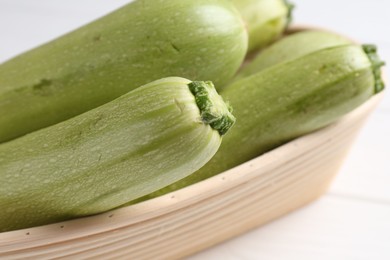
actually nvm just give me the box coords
[137,44,384,201]
[234,30,353,82]
[232,0,294,53]
[0,0,247,143]
[0,77,235,232]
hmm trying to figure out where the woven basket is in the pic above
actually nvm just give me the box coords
[0,89,383,259]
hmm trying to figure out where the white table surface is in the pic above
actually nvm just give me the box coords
[0,1,389,259]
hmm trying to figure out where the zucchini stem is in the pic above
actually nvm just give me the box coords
[188,81,235,136]
[363,44,385,93]
[283,0,295,27]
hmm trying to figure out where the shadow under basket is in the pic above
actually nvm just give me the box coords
[0,93,384,259]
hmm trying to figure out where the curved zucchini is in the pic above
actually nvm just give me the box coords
[0,77,235,232]
[234,30,353,82]
[232,0,294,53]
[0,0,247,143]
[139,44,385,200]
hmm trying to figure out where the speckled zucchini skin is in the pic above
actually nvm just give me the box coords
[0,77,235,232]
[234,30,352,82]
[232,0,293,53]
[0,0,247,143]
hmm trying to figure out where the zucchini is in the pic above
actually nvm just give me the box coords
[232,0,294,53]
[0,0,247,143]
[234,30,353,82]
[139,44,384,200]
[0,77,235,232]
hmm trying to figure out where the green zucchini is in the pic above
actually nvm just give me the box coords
[0,0,247,143]
[138,44,384,201]
[0,77,235,232]
[232,0,294,53]
[234,30,353,82]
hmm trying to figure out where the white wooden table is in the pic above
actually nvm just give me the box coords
[0,1,389,259]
